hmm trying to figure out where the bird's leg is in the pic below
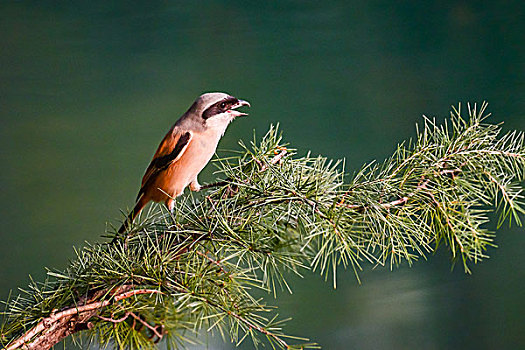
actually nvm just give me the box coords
[165,198,175,212]
[190,179,201,192]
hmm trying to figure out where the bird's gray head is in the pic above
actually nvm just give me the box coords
[184,92,250,133]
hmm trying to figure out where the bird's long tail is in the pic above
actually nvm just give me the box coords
[114,197,148,242]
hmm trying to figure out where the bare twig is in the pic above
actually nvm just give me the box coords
[129,312,164,341]
[338,161,462,212]
[97,312,131,323]
[338,179,431,211]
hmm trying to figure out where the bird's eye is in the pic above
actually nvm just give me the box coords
[219,102,226,109]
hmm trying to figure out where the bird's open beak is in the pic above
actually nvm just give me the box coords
[229,99,251,117]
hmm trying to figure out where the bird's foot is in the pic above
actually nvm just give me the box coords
[190,180,201,192]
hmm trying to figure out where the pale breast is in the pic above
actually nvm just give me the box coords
[166,130,221,194]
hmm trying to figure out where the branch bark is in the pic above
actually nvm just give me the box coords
[5,286,163,350]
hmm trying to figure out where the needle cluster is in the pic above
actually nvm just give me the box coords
[1,103,524,349]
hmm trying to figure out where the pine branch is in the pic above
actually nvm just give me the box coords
[1,102,524,349]
[4,287,163,350]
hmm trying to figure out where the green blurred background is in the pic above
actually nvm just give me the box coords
[1,1,524,349]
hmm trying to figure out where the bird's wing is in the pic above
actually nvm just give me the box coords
[136,129,192,200]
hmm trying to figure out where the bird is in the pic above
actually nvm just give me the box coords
[116,92,250,237]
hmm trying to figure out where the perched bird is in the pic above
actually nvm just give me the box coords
[117,92,250,235]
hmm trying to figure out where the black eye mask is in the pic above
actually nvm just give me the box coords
[202,97,238,119]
